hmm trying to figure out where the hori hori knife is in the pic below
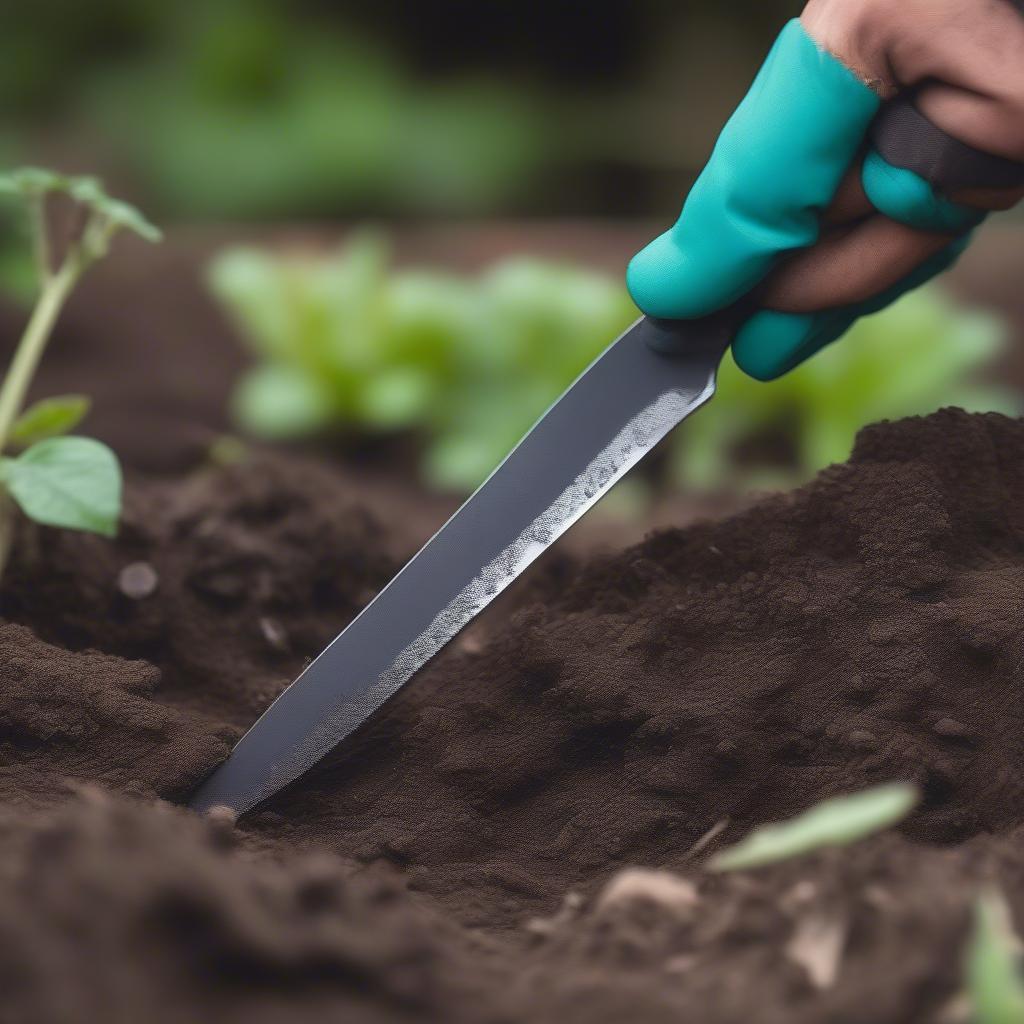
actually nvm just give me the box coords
[189,94,1017,817]
[190,316,730,814]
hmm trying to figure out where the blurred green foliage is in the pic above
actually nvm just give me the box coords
[0,144,35,302]
[5,1,1024,224]
[0,0,796,220]
[0,211,35,304]
[209,236,1018,494]
[968,889,1024,1024]
[674,290,1019,491]
[77,4,548,218]
[209,236,637,489]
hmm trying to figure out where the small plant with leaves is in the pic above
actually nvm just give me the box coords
[209,235,1017,497]
[966,888,1024,1024]
[710,783,919,872]
[208,235,639,492]
[0,168,160,576]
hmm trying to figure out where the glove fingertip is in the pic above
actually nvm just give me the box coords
[731,311,818,381]
[627,232,750,320]
[861,149,986,233]
[626,234,696,319]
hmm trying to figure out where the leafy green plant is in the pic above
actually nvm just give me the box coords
[0,168,160,575]
[709,783,919,872]
[75,2,547,219]
[209,235,637,490]
[209,235,1017,495]
[967,888,1024,1024]
[676,290,1018,490]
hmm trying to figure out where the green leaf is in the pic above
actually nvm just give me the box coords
[0,167,69,197]
[0,436,122,536]
[358,368,434,428]
[81,189,162,243]
[968,889,1024,1024]
[9,395,91,446]
[710,783,919,872]
[0,167,161,243]
[232,363,335,439]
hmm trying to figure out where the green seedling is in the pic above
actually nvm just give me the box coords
[209,235,637,491]
[209,236,1015,497]
[0,167,160,576]
[710,783,919,872]
[674,288,1018,491]
[967,888,1024,1024]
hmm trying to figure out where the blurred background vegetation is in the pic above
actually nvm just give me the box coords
[1,0,798,220]
[209,236,1016,493]
[2,0,1021,500]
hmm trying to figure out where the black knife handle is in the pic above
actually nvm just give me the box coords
[645,304,750,356]
[870,92,1024,194]
[871,0,1023,194]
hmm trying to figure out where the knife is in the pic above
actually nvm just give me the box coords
[191,98,1019,817]
[191,314,732,815]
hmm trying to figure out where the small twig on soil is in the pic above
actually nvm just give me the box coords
[686,818,730,859]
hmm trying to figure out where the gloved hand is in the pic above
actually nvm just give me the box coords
[628,0,1024,381]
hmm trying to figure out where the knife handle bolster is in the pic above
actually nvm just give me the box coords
[644,305,751,359]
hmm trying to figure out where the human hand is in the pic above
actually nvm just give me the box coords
[627,0,1024,380]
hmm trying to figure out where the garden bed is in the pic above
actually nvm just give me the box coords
[1,401,1024,1022]
[1,224,1023,1021]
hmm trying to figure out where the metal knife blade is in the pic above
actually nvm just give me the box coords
[190,315,732,815]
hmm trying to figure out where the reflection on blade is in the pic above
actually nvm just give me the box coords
[274,390,702,789]
[190,316,730,815]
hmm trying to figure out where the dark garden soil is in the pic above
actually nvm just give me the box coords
[1,406,1024,1023]
[2,229,1024,1022]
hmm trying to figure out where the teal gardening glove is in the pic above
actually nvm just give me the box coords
[627,19,985,381]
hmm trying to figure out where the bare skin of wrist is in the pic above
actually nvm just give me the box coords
[759,0,1024,314]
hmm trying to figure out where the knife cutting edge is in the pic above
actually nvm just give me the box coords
[190,315,732,815]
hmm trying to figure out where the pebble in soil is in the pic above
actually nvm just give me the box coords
[0,453,399,726]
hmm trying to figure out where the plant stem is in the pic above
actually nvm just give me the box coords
[0,243,85,581]
[0,255,81,452]
[0,206,113,583]
[28,194,51,287]
[0,491,17,583]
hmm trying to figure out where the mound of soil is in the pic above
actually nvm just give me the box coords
[2,455,400,729]
[2,408,1024,1022]
[0,791,492,1024]
[0,622,228,810]
[259,408,1024,925]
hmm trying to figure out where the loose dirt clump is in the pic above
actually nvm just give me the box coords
[1,408,1024,1022]
[0,622,229,810]
[0,790,494,1024]
[1,453,399,725]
